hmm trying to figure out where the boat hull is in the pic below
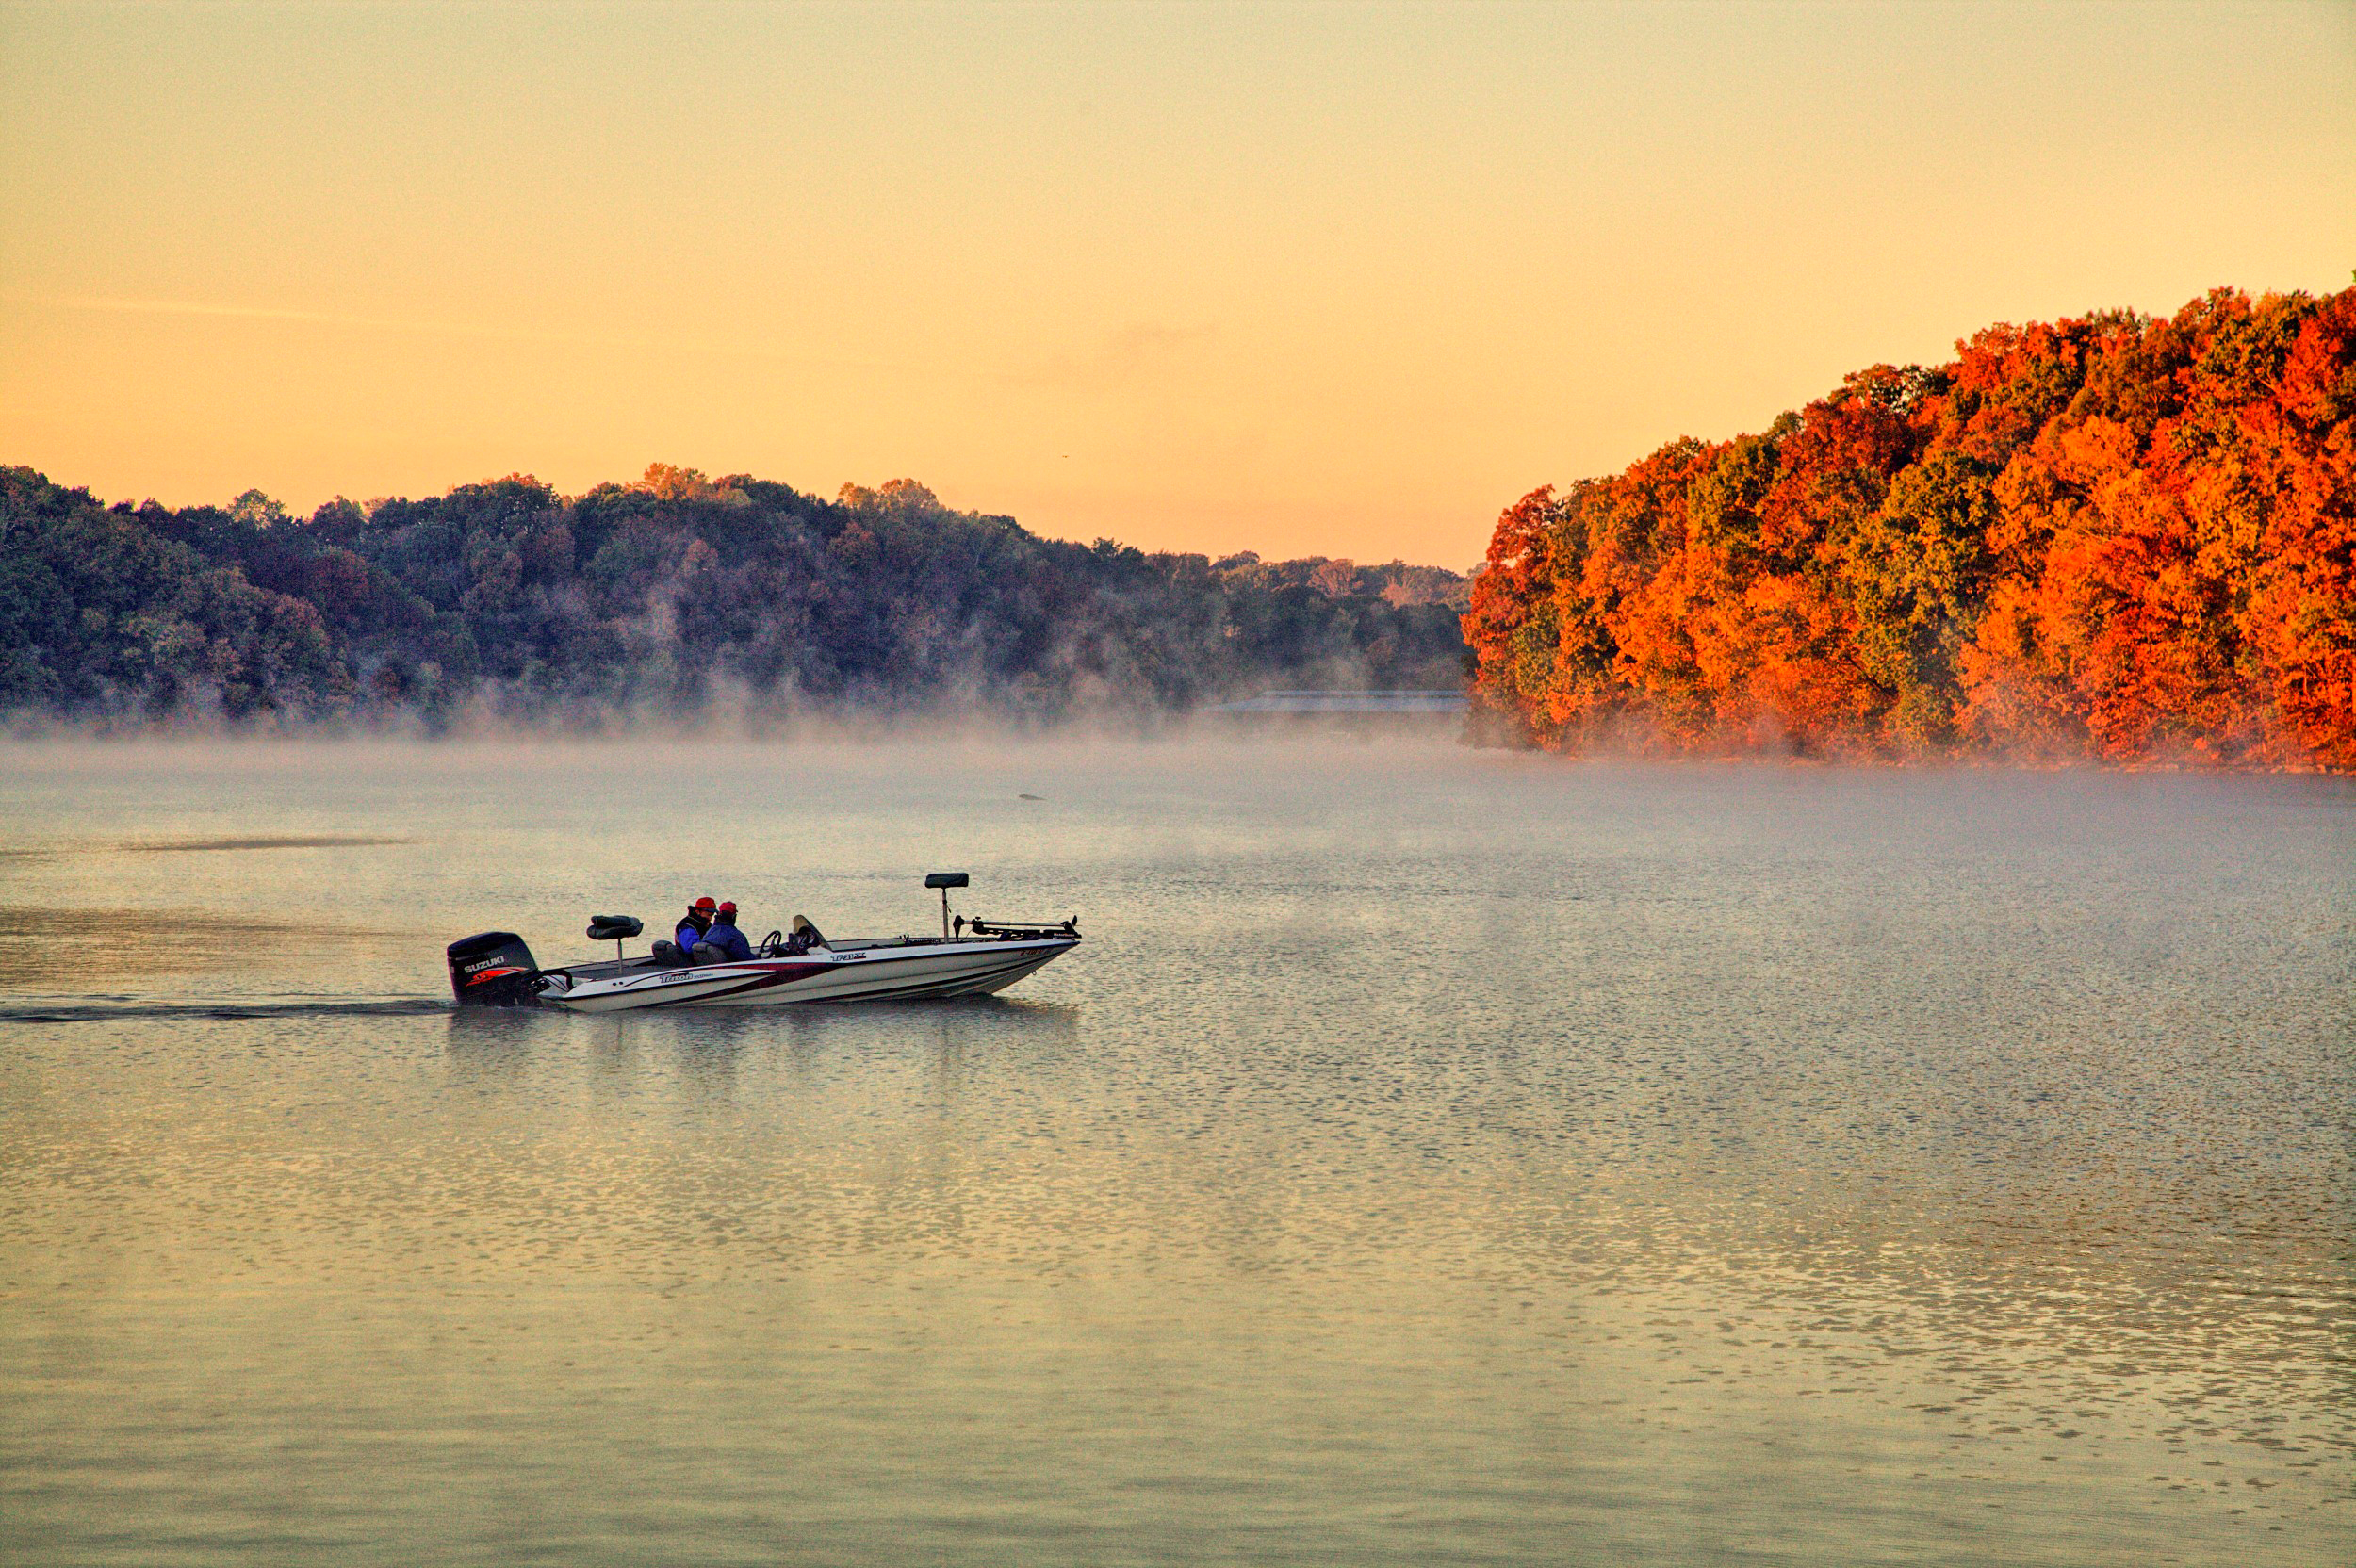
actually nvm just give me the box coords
[536,935,1075,1013]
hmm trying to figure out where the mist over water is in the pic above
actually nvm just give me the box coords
[0,737,2349,1566]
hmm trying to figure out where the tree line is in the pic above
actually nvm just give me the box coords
[0,465,1469,729]
[1465,283,2356,768]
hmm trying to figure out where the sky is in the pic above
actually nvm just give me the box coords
[2,2,2352,566]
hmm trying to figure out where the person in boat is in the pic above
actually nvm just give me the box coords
[673,897,717,961]
[694,900,754,964]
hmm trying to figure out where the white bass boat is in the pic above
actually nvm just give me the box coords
[446,873,1077,1012]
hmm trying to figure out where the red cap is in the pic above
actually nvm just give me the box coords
[717,901,737,916]
[693,896,716,911]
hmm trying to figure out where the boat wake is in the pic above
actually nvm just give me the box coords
[0,997,450,1024]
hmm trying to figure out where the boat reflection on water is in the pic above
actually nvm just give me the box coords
[446,993,1088,1102]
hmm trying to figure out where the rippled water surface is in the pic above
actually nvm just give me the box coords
[1,738,2349,1566]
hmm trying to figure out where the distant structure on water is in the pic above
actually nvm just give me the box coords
[1208,690,1468,716]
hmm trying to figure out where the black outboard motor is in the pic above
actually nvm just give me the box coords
[446,931,541,1005]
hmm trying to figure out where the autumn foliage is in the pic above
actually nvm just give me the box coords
[1465,285,2356,768]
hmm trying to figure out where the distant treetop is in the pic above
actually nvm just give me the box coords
[0,462,1469,731]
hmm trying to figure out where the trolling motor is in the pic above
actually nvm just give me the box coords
[446,930,542,1005]
[957,915,1081,940]
[928,870,1079,942]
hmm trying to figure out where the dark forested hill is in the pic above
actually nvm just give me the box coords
[0,466,1469,729]
[1466,283,2356,769]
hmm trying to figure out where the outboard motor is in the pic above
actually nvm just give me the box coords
[446,930,541,1005]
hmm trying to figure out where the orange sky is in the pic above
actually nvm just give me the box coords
[4,1,2351,566]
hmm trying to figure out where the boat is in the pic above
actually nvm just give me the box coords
[444,872,1078,1012]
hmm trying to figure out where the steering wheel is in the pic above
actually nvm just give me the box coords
[758,929,784,958]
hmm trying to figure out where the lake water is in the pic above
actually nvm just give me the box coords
[0,736,2349,1566]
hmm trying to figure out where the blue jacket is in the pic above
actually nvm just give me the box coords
[697,920,753,963]
[674,919,710,959]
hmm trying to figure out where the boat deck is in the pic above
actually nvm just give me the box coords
[555,933,1016,983]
